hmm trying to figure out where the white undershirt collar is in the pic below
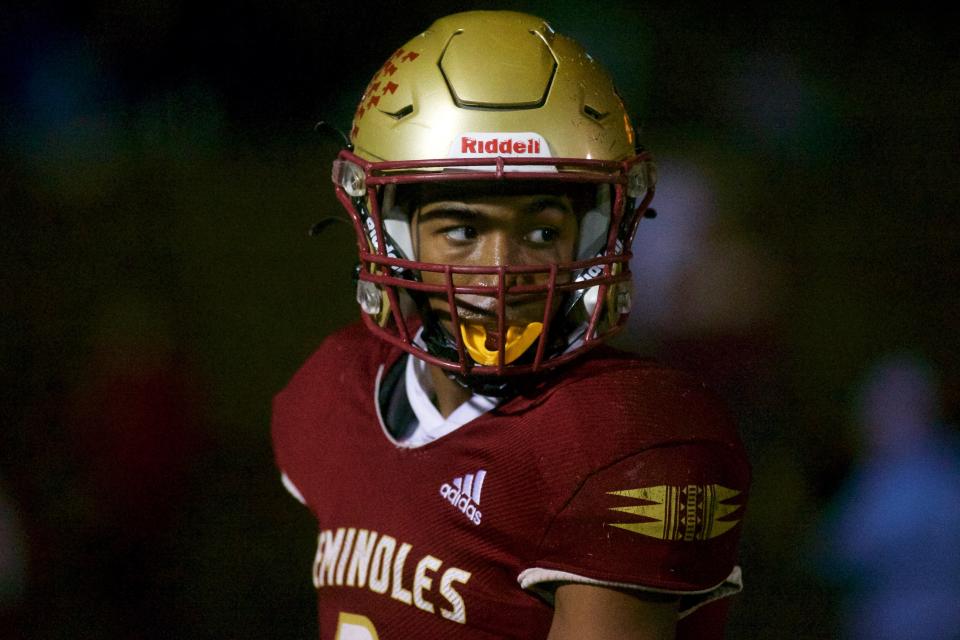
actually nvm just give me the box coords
[400,339,500,447]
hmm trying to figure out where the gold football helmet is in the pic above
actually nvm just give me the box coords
[331,10,656,378]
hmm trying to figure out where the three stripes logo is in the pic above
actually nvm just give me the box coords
[439,470,486,526]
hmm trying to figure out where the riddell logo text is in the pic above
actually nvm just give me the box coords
[460,137,542,155]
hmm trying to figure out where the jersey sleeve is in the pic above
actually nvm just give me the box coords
[519,441,749,612]
[271,322,395,516]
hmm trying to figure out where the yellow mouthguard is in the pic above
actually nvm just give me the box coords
[460,322,544,366]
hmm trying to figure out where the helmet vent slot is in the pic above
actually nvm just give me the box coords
[384,104,414,120]
[583,104,608,121]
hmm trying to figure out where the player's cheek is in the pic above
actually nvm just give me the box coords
[524,244,574,273]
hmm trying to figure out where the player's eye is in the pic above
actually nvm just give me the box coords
[443,226,478,242]
[526,227,560,245]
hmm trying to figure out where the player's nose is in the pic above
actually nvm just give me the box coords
[474,232,525,287]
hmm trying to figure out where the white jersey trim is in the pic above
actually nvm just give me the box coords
[281,471,307,506]
[517,565,743,619]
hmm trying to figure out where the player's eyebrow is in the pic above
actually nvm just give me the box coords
[417,196,574,224]
[415,204,481,224]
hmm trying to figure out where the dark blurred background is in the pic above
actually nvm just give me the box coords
[2,1,958,638]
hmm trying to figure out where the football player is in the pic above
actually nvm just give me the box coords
[273,10,750,639]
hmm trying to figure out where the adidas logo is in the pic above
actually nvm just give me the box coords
[439,470,486,526]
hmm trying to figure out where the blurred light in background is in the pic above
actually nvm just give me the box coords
[814,353,960,640]
[627,157,776,337]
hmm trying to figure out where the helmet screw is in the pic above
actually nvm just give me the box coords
[356,280,383,315]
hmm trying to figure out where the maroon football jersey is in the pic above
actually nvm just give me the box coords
[272,323,750,639]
